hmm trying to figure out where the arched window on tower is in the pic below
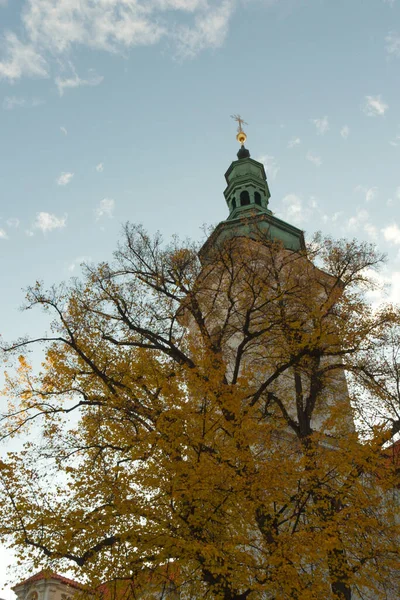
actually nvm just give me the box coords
[240,191,250,206]
[254,192,261,206]
[231,198,236,210]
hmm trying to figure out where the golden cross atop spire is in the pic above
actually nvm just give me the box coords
[231,114,248,132]
[231,114,248,145]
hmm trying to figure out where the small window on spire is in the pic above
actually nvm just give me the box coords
[240,191,250,206]
[255,192,261,206]
[231,198,236,210]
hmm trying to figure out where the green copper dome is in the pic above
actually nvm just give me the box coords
[199,145,305,262]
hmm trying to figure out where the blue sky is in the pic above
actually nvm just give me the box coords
[1,0,400,595]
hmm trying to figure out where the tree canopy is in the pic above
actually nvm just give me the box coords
[1,224,400,600]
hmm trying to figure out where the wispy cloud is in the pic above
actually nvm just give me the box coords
[174,0,234,59]
[0,228,8,239]
[0,0,235,85]
[55,69,104,96]
[347,209,369,230]
[364,222,378,240]
[385,32,400,56]
[366,187,377,203]
[340,125,349,139]
[34,212,67,233]
[56,171,74,186]
[364,267,400,308]
[322,211,343,225]
[362,95,388,117]
[257,155,279,180]
[2,96,44,109]
[0,32,48,81]
[96,162,104,172]
[355,185,378,204]
[2,96,25,110]
[279,194,321,226]
[311,116,329,135]
[60,126,68,136]
[68,255,92,272]
[390,135,400,146]
[6,217,20,228]
[382,223,400,244]
[288,137,301,149]
[306,151,322,167]
[95,198,115,219]
[346,208,377,240]
[281,194,304,224]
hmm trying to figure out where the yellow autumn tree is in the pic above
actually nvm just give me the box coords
[1,224,399,600]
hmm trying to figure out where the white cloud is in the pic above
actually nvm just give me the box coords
[95,198,115,219]
[56,171,74,186]
[322,211,343,224]
[0,32,48,81]
[174,0,234,58]
[280,194,321,226]
[288,137,301,149]
[331,211,342,222]
[257,155,279,180]
[390,132,400,146]
[280,194,321,225]
[308,196,319,209]
[2,96,25,110]
[0,228,8,239]
[0,0,236,85]
[6,217,20,228]
[34,212,67,233]
[386,32,400,57]
[362,95,388,117]
[0,0,8,6]
[96,162,104,172]
[306,151,322,167]
[68,255,91,272]
[347,208,369,231]
[311,116,329,135]
[382,223,400,245]
[390,272,400,304]
[2,96,44,110]
[355,185,378,204]
[55,69,104,96]
[281,194,304,225]
[22,0,167,55]
[340,125,349,139]
[280,194,326,227]
[365,187,378,203]
[364,222,378,240]
[60,126,68,136]
[364,267,400,308]
[345,208,377,241]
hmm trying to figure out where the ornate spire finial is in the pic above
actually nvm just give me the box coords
[231,114,248,145]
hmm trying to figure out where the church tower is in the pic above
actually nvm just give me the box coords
[200,116,305,261]
[197,117,355,436]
